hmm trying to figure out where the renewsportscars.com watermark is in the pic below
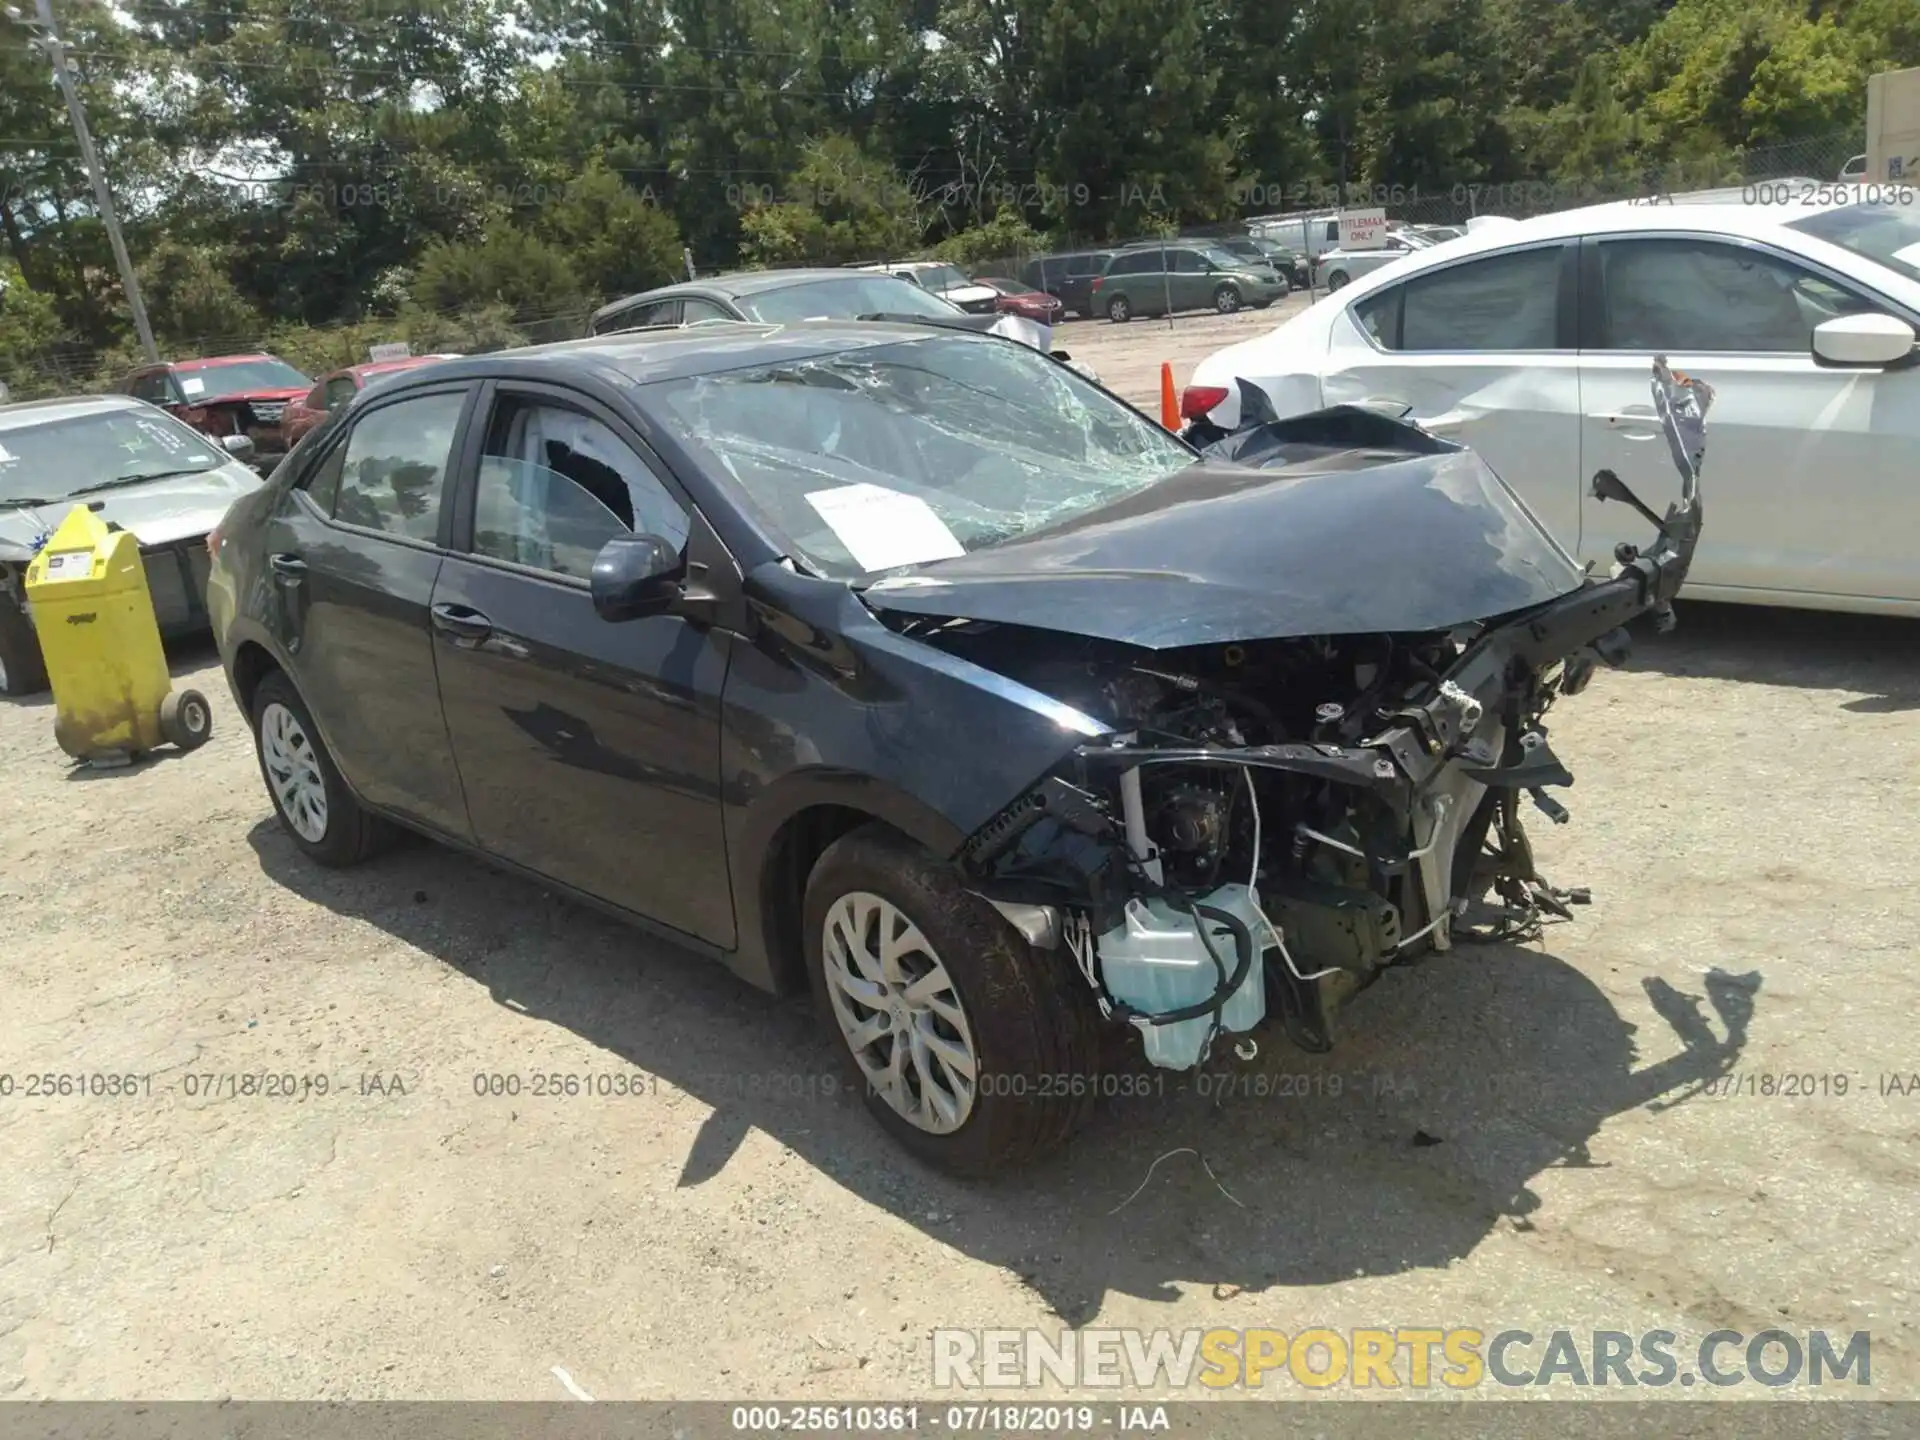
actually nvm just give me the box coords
[932,1327,1872,1391]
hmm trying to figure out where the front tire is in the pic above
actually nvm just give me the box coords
[803,824,1102,1176]
[0,599,48,698]
[250,670,392,866]
[1213,284,1241,314]
[1106,294,1131,323]
[1325,270,1350,292]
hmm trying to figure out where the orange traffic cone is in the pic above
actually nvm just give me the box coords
[1160,362,1179,430]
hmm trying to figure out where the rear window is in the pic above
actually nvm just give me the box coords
[738,276,957,323]
[1363,247,1562,351]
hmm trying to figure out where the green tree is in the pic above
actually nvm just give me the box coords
[529,160,684,302]
[137,240,263,347]
[411,223,585,326]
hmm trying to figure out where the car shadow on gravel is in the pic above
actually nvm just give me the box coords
[248,820,1761,1323]
[1628,602,1918,712]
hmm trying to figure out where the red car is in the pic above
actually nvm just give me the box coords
[277,354,461,449]
[974,277,1066,324]
[115,354,314,469]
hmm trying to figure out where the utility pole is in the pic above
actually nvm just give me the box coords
[19,0,158,362]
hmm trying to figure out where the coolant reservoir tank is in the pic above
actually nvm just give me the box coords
[1096,887,1269,1070]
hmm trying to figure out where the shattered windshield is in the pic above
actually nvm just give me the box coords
[0,406,226,504]
[1787,201,1920,285]
[648,335,1197,579]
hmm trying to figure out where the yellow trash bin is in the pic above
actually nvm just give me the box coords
[23,504,212,764]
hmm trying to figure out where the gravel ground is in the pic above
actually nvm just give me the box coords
[2,309,1916,1403]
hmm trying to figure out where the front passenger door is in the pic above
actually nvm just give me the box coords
[430,385,737,947]
[1577,235,1920,601]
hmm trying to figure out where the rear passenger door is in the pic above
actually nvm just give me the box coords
[1323,242,1583,550]
[429,382,737,946]
[260,383,477,840]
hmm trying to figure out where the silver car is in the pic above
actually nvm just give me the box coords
[0,394,262,696]
[1314,230,1438,291]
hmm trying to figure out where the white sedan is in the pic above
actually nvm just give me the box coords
[1184,197,1920,616]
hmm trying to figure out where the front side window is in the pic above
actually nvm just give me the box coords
[1597,237,1882,352]
[333,391,464,541]
[648,334,1196,581]
[597,299,678,333]
[472,400,689,578]
[679,297,736,324]
[1369,246,1562,351]
[1171,249,1207,274]
[323,376,358,409]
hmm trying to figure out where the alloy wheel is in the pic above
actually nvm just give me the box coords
[259,701,329,843]
[822,890,979,1135]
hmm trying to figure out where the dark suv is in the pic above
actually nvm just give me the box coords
[1018,251,1115,319]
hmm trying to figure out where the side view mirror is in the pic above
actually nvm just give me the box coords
[591,532,685,621]
[1811,313,1916,369]
[220,434,257,462]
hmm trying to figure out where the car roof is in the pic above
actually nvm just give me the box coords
[336,355,455,380]
[590,269,893,324]
[377,318,970,392]
[1311,195,1884,302]
[0,392,146,431]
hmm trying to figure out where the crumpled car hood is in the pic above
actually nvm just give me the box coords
[0,462,261,558]
[861,411,1586,649]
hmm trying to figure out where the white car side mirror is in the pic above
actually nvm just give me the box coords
[1812,313,1916,368]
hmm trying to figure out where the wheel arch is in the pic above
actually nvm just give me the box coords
[739,778,969,997]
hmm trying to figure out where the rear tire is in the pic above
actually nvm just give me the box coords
[159,688,213,750]
[1106,294,1131,323]
[250,670,392,866]
[0,599,48,698]
[803,824,1102,1177]
[1326,270,1351,292]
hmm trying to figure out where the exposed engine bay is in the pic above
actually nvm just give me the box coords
[898,359,1713,1072]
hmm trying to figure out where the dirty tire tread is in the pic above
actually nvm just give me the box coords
[250,670,393,867]
[804,823,1103,1177]
[0,601,48,697]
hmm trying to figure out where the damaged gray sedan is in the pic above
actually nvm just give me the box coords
[206,320,1705,1177]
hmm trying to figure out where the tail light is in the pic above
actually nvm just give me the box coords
[1180,384,1229,419]
[1090,276,1104,293]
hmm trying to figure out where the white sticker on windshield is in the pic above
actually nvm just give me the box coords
[1894,241,1920,269]
[180,376,206,395]
[803,483,966,572]
[0,442,15,465]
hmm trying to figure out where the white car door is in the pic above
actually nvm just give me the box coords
[1577,234,1920,604]
[1320,241,1586,550]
